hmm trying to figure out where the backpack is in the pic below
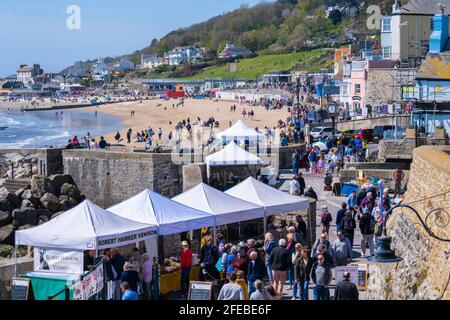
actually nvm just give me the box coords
[374,221,383,236]
[343,217,354,232]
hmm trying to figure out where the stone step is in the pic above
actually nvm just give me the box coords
[2,179,31,193]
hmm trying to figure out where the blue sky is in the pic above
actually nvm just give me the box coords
[0,0,271,76]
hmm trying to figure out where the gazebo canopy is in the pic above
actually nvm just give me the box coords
[107,189,215,236]
[205,141,262,167]
[225,177,310,215]
[15,200,156,250]
[216,119,264,142]
[172,183,265,225]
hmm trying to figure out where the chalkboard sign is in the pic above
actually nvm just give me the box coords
[11,277,31,300]
[351,263,369,290]
[188,281,212,300]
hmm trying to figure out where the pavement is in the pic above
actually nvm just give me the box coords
[277,169,368,300]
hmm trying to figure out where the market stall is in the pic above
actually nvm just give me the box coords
[225,177,310,233]
[216,119,264,142]
[107,189,216,296]
[205,141,262,180]
[15,200,157,300]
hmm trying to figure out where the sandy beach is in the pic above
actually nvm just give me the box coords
[83,98,290,146]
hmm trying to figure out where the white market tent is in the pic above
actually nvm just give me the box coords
[172,183,265,225]
[107,189,215,236]
[225,177,310,216]
[216,119,264,142]
[205,141,262,167]
[15,200,157,250]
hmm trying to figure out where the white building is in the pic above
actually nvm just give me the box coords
[141,54,164,69]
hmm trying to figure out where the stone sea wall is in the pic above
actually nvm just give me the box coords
[62,150,183,208]
[366,146,450,300]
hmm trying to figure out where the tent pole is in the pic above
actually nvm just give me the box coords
[213,225,217,246]
[263,212,267,235]
[13,244,18,277]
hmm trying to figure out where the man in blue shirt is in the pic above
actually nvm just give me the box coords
[121,281,139,300]
[347,191,358,216]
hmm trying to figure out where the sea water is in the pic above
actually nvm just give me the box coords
[0,107,123,148]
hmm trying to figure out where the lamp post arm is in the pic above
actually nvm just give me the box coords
[383,203,450,242]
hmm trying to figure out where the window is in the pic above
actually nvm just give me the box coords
[382,18,392,32]
[355,84,361,94]
[382,46,392,60]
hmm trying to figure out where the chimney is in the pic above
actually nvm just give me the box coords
[392,0,401,13]
[429,13,449,53]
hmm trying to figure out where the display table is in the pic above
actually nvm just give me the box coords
[22,272,78,300]
[159,265,200,295]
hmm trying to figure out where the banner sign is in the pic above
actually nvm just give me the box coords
[90,227,158,250]
[34,247,84,275]
[335,265,359,288]
[73,263,104,300]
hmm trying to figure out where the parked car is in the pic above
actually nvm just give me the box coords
[310,126,334,140]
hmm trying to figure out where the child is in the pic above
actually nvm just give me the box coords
[235,270,249,300]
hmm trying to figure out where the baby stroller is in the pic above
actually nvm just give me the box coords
[199,263,225,300]
[324,173,333,191]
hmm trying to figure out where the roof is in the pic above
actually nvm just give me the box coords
[416,51,450,80]
[398,0,450,15]
[216,119,264,141]
[368,60,397,69]
[17,66,32,72]
[205,141,262,167]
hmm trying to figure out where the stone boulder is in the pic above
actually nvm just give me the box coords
[21,199,35,209]
[0,211,13,228]
[58,195,78,212]
[18,224,34,230]
[60,183,81,200]
[12,207,38,226]
[37,208,53,219]
[49,174,75,196]
[0,192,18,209]
[31,175,54,198]
[0,199,12,213]
[38,214,49,225]
[0,225,15,245]
[15,188,25,199]
[21,189,39,207]
[40,193,59,212]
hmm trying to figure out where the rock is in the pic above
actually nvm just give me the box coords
[0,225,14,245]
[38,215,49,225]
[58,196,78,212]
[0,192,18,209]
[0,211,12,228]
[0,244,28,259]
[22,189,39,206]
[37,208,53,219]
[21,199,35,209]
[40,193,59,212]
[60,183,81,200]
[18,224,34,230]
[0,187,8,197]
[31,175,54,198]
[49,174,75,196]
[15,188,25,199]
[12,207,38,226]
[0,199,12,213]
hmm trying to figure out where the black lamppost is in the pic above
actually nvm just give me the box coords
[368,201,450,263]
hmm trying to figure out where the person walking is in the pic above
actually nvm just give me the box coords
[296,173,306,195]
[296,247,313,300]
[289,176,300,195]
[311,254,332,300]
[336,203,347,233]
[319,206,333,235]
[263,233,277,283]
[127,128,132,144]
[179,241,192,298]
[334,271,359,300]
[291,149,301,175]
[286,233,297,290]
[247,251,264,297]
[311,232,331,257]
[217,272,245,300]
[269,239,289,296]
[291,243,303,300]
[142,253,153,300]
[332,231,353,266]
[359,207,375,257]
[392,167,405,197]
[295,215,307,241]
[340,210,357,248]
[308,149,317,173]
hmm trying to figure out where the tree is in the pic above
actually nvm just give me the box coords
[328,9,342,25]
